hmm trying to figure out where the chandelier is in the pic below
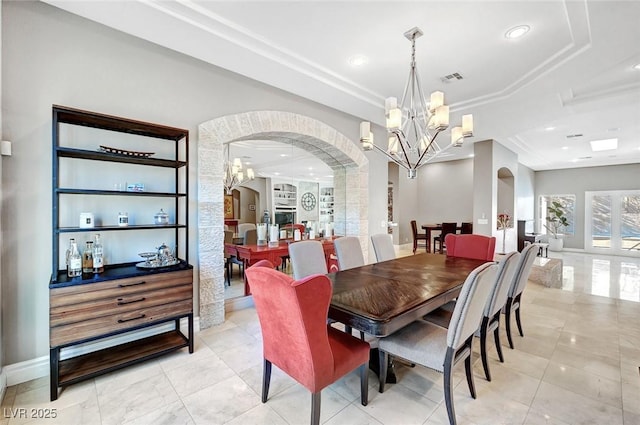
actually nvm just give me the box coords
[223,144,254,195]
[359,27,474,179]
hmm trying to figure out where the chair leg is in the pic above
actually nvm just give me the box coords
[443,347,457,425]
[378,350,388,393]
[515,294,524,337]
[505,298,515,349]
[464,341,476,399]
[493,313,504,363]
[413,239,417,254]
[479,316,491,381]
[262,359,272,403]
[359,363,369,406]
[311,392,321,425]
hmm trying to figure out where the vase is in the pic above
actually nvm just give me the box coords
[501,228,506,254]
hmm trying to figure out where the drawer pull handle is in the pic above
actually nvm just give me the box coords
[117,314,146,323]
[118,281,146,288]
[117,297,146,305]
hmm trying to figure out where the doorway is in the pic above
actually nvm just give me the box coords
[197,111,369,328]
[585,190,640,257]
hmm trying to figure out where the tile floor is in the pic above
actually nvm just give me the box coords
[2,250,640,425]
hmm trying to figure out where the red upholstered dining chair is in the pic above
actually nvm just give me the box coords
[445,233,496,261]
[410,220,428,254]
[245,261,370,425]
[433,222,458,254]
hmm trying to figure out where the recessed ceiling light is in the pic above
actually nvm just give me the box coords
[545,126,555,131]
[590,138,618,152]
[561,146,569,150]
[468,154,474,158]
[633,63,640,70]
[505,25,530,39]
[348,54,369,67]
[279,154,287,157]
[274,172,280,175]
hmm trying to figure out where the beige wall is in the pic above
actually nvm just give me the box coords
[1,1,387,366]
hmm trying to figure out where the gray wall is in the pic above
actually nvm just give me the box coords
[1,1,387,365]
[535,163,640,250]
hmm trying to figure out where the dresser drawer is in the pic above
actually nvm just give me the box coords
[50,299,192,347]
[50,283,192,327]
[50,269,193,307]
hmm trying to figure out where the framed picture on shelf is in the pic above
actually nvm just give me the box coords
[224,195,234,219]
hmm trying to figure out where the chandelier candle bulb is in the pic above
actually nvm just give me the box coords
[385,97,398,113]
[433,105,450,131]
[462,114,474,136]
[430,91,444,112]
[387,108,402,130]
[451,127,463,147]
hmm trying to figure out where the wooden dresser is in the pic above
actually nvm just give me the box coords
[49,263,193,400]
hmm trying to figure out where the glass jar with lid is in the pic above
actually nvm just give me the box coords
[154,208,169,225]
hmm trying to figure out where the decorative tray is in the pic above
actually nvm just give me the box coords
[136,259,180,269]
[99,145,155,158]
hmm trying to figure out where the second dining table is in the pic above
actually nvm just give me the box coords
[421,223,463,253]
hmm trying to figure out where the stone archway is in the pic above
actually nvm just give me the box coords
[197,111,369,328]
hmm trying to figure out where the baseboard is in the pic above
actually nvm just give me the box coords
[3,316,200,387]
[0,368,7,402]
[225,295,254,313]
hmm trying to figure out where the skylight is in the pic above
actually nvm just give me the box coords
[590,138,618,152]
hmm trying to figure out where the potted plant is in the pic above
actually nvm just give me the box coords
[544,201,569,251]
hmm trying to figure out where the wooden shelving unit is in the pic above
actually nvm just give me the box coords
[49,105,193,401]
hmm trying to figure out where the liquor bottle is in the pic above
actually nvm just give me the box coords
[93,234,104,273]
[67,239,82,278]
[82,241,94,274]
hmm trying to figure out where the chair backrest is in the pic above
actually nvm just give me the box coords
[243,228,257,245]
[245,263,334,392]
[371,234,395,262]
[445,234,496,261]
[224,230,234,259]
[461,222,473,234]
[484,251,521,317]
[333,236,365,271]
[441,222,458,239]
[410,220,419,238]
[237,223,256,237]
[447,262,498,350]
[288,240,328,279]
[508,243,538,298]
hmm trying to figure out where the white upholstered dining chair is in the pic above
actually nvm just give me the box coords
[378,261,498,425]
[423,251,521,381]
[288,240,328,280]
[333,237,365,271]
[370,234,395,262]
[504,243,538,349]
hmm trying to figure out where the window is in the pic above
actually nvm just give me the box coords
[539,194,575,236]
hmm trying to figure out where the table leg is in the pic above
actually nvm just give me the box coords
[426,229,432,253]
[369,348,397,384]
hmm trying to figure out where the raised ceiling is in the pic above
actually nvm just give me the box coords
[44,0,640,173]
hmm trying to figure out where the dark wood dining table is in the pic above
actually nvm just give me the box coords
[421,224,463,253]
[327,252,488,382]
[327,253,488,337]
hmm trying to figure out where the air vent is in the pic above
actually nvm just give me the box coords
[566,134,583,139]
[578,156,592,159]
[441,72,463,83]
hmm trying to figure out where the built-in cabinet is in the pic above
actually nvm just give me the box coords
[319,187,334,223]
[49,105,193,401]
[273,183,297,211]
